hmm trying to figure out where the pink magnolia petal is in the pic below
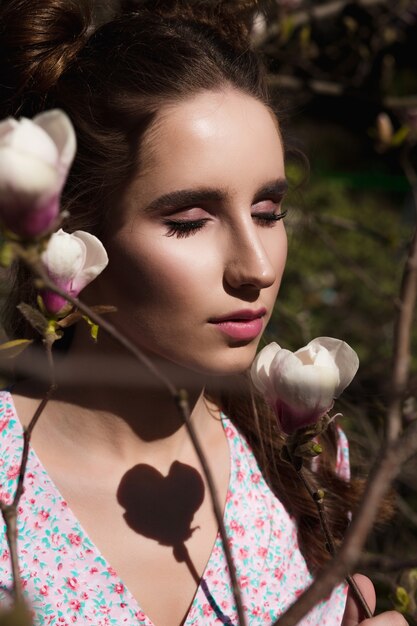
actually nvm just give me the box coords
[250,342,280,395]
[7,197,60,239]
[250,337,359,435]
[0,118,19,141]
[275,398,334,434]
[0,118,58,165]
[34,110,77,183]
[41,290,70,316]
[304,337,359,397]
[42,229,86,285]
[40,229,108,315]
[70,230,108,294]
[0,151,60,238]
[0,110,76,238]
[0,150,59,201]
[272,348,339,412]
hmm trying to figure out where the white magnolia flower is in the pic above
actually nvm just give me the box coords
[41,229,108,315]
[0,109,76,237]
[251,337,359,434]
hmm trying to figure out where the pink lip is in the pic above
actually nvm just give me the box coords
[209,308,266,340]
[209,308,267,323]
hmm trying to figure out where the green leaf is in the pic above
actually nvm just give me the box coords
[0,339,33,360]
[294,441,323,458]
[280,16,295,44]
[90,323,99,341]
[82,316,100,342]
[45,320,63,343]
[36,295,47,316]
[394,586,410,613]
[56,311,84,328]
[408,568,417,586]
[391,126,410,147]
[0,242,15,267]
[57,304,116,330]
[300,25,311,48]
[17,303,49,336]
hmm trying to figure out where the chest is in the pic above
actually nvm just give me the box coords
[1,395,347,626]
[63,469,228,626]
[25,430,230,626]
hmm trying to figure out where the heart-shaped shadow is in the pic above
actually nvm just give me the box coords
[117,461,205,562]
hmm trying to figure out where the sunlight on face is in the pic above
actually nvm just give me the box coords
[96,88,288,376]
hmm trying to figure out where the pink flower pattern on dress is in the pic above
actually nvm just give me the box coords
[0,391,349,624]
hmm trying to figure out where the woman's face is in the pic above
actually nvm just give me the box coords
[97,88,287,376]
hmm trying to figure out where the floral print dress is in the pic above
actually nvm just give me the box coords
[0,390,349,625]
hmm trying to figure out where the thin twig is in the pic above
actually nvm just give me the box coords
[297,468,372,620]
[32,262,178,396]
[266,74,417,109]
[270,161,417,624]
[0,508,22,605]
[360,553,417,572]
[12,388,56,509]
[270,420,417,626]
[175,390,246,626]
[395,494,417,527]
[254,0,390,47]
[386,154,417,441]
[0,341,56,605]
[17,250,247,625]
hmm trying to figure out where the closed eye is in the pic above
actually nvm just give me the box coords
[164,218,210,238]
[253,210,287,226]
[163,200,287,238]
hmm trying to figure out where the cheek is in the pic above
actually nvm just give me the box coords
[107,234,218,310]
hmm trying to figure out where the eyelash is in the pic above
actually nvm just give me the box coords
[164,210,288,239]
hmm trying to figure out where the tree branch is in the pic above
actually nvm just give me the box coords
[266,74,417,109]
[270,164,417,624]
[271,420,417,626]
[0,341,56,605]
[15,251,247,626]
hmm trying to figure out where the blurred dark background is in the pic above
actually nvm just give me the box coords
[256,0,417,620]
[0,0,416,621]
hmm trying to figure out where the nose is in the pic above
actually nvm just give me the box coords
[223,219,278,292]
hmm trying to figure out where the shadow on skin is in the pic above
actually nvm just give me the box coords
[118,461,234,625]
[117,460,204,561]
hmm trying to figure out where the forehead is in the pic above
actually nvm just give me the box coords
[137,89,284,197]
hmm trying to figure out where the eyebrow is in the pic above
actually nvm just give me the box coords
[143,178,288,214]
[253,179,288,203]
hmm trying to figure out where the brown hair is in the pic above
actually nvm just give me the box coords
[1,0,361,572]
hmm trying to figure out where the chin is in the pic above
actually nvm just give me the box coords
[136,338,259,382]
[192,344,259,378]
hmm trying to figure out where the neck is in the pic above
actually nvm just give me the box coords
[18,326,223,469]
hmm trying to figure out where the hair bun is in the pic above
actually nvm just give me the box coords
[0,0,92,116]
[121,0,261,49]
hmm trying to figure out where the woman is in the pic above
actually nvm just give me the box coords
[0,0,407,624]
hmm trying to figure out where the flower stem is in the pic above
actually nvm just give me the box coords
[1,506,21,605]
[24,255,177,395]
[297,466,372,620]
[175,390,246,626]
[17,248,247,625]
[0,341,56,611]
